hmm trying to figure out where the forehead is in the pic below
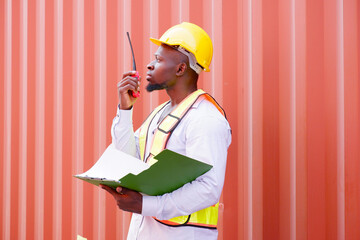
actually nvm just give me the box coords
[154,44,180,58]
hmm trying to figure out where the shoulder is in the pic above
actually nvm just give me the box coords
[181,96,232,149]
[186,96,230,131]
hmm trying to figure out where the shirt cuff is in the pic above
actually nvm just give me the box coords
[116,105,133,126]
[141,195,159,217]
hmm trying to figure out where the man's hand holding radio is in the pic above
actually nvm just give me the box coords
[117,71,141,110]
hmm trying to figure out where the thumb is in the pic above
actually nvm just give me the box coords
[116,187,123,194]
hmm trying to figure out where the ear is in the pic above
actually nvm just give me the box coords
[176,62,187,77]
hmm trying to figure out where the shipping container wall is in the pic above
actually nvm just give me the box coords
[1,0,359,239]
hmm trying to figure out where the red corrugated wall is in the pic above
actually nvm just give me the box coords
[1,0,359,239]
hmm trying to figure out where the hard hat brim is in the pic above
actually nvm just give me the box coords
[149,37,163,46]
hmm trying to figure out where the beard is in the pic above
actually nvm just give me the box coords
[146,82,168,92]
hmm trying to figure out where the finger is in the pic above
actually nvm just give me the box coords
[118,187,136,196]
[117,76,138,88]
[116,187,123,194]
[122,71,137,79]
[118,82,138,92]
[100,185,117,195]
[117,79,138,91]
[119,84,139,96]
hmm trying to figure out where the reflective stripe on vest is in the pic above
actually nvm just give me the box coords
[138,101,169,162]
[138,89,226,229]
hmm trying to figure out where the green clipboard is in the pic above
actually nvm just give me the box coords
[119,149,212,195]
[74,147,212,196]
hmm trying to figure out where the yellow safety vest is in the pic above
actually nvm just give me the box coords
[138,89,226,229]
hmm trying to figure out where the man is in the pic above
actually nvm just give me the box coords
[101,22,232,240]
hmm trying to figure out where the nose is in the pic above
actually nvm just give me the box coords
[147,60,155,70]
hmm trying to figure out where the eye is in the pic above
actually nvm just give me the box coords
[155,55,161,62]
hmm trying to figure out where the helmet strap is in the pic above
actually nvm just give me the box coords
[176,46,203,74]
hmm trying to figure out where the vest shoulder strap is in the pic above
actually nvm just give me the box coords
[139,89,227,162]
[150,89,226,159]
[138,101,169,161]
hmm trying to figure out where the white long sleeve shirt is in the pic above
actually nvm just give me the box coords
[111,97,232,240]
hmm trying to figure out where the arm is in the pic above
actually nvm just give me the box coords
[111,71,141,157]
[111,107,139,157]
[102,71,143,213]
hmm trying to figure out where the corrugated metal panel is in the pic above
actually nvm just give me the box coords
[1,0,359,239]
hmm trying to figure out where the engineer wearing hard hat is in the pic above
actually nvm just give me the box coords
[101,22,232,240]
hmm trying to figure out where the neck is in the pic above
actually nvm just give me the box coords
[166,85,198,106]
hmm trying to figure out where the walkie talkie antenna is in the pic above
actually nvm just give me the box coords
[126,32,136,71]
[126,32,140,98]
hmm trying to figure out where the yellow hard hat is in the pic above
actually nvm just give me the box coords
[150,22,213,73]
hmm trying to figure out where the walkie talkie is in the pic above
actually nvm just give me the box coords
[126,32,140,98]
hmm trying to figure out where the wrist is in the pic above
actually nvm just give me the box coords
[118,103,133,110]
